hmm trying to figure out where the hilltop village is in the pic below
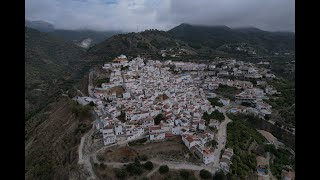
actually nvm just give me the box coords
[73,54,286,172]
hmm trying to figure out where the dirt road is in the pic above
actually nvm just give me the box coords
[212,107,232,168]
[78,122,104,180]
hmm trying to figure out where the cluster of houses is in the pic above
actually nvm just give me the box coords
[181,132,216,164]
[232,88,273,118]
[77,54,283,169]
[164,58,276,80]
[202,77,253,90]
[92,55,223,158]
[219,148,234,172]
[160,48,194,58]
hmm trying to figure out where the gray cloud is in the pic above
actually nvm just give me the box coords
[26,0,295,32]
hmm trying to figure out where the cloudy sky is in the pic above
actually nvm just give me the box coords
[26,0,295,32]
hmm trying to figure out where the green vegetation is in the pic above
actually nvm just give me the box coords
[212,171,227,180]
[264,145,295,179]
[215,84,242,100]
[125,159,144,175]
[69,102,91,118]
[138,154,149,161]
[143,161,154,170]
[99,163,106,169]
[128,137,148,146]
[207,139,218,149]
[168,24,294,56]
[117,111,126,123]
[202,110,225,124]
[208,97,223,107]
[264,78,295,127]
[94,77,110,87]
[154,113,165,125]
[179,170,197,180]
[226,113,266,179]
[74,122,91,135]
[159,165,169,174]
[199,169,212,179]
[115,168,127,180]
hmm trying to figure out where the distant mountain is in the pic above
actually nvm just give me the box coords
[49,29,121,47]
[87,29,195,60]
[25,20,55,32]
[168,23,295,54]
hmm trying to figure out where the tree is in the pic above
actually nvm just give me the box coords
[209,140,218,149]
[200,169,212,179]
[89,101,95,106]
[240,102,252,107]
[144,161,154,170]
[154,114,164,125]
[180,170,190,179]
[115,169,127,180]
[212,171,226,180]
[159,165,169,174]
[99,163,106,169]
[126,162,143,175]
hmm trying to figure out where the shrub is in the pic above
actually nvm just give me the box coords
[126,162,143,175]
[139,154,148,161]
[115,169,127,180]
[212,171,226,180]
[99,163,106,169]
[199,169,212,179]
[180,170,190,179]
[144,161,154,170]
[154,114,164,125]
[159,165,169,174]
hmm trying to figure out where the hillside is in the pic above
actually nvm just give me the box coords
[25,97,93,180]
[25,27,96,179]
[168,23,295,55]
[25,27,87,118]
[86,24,294,61]
[86,29,196,60]
[49,29,121,47]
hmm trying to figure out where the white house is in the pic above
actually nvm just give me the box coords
[220,148,234,172]
[198,120,206,130]
[149,132,166,141]
[194,145,215,165]
[219,98,230,106]
[171,126,181,135]
[114,123,124,135]
[182,134,200,149]
[102,125,116,145]
[141,118,155,128]
[126,127,144,141]
[123,92,131,99]
[265,73,276,79]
